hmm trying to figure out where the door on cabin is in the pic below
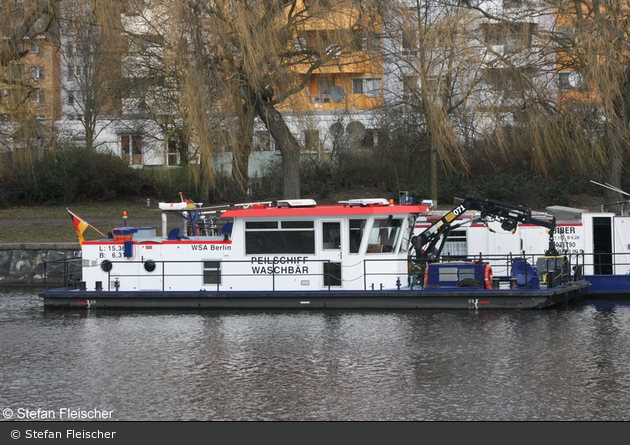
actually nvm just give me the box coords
[321,220,343,287]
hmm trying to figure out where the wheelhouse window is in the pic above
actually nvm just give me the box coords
[245,220,315,254]
[398,216,416,254]
[349,219,366,253]
[367,217,403,254]
[322,222,341,250]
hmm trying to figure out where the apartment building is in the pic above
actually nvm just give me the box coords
[274,0,385,152]
[0,17,60,152]
[55,0,165,168]
[48,1,566,174]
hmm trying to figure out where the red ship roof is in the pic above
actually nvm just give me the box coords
[221,203,430,218]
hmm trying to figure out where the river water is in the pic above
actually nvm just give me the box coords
[1,288,630,421]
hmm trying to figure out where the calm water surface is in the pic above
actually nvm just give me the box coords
[1,288,630,421]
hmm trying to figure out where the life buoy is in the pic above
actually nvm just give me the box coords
[484,264,493,289]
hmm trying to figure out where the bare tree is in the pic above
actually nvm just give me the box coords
[157,0,384,200]
[383,1,490,203]
[58,0,128,151]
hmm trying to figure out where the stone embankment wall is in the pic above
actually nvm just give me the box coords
[0,243,80,286]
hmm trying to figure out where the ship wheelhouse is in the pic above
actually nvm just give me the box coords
[79,199,427,293]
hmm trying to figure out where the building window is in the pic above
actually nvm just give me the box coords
[314,77,333,103]
[10,64,23,81]
[558,73,571,92]
[363,33,381,53]
[558,72,583,92]
[29,42,41,54]
[32,89,45,105]
[68,91,83,105]
[67,42,74,56]
[361,129,376,148]
[402,12,418,55]
[482,22,536,53]
[295,36,307,51]
[33,17,45,33]
[254,131,273,151]
[403,75,418,99]
[67,66,84,80]
[556,26,574,40]
[352,77,382,97]
[167,138,179,166]
[303,129,320,151]
[121,134,143,166]
[31,66,44,80]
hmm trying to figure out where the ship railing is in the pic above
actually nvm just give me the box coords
[42,257,422,292]
[575,250,630,276]
[93,258,411,292]
[41,258,83,290]
[407,251,585,289]
[41,253,587,292]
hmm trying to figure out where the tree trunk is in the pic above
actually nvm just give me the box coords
[428,136,438,205]
[255,100,301,199]
[231,101,255,197]
[607,122,626,201]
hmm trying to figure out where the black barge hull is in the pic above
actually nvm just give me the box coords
[40,280,589,310]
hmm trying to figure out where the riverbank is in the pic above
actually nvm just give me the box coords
[0,194,607,243]
[0,199,160,243]
[0,243,79,285]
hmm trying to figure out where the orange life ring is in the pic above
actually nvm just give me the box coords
[484,264,493,289]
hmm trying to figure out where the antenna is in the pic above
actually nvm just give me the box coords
[346,121,366,140]
[591,180,630,197]
[330,86,345,102]
[329,121,344,138]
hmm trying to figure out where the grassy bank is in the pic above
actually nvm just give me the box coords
[0,193,607,244]
[0,199,160,243]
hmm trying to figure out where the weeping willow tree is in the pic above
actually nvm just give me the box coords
[0,0,60,180]
[382,0,609,203]
[546,0,630,198]
[130,0,384,200]
[384,1,487,203]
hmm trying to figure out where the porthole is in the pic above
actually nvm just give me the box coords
[101,260,113,272]
[144,260,156,272]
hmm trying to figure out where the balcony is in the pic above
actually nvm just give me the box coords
[310,94,331,103]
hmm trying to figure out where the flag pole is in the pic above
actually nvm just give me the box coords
[67,208,107,238]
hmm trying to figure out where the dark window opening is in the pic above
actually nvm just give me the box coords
[203,261,221,284]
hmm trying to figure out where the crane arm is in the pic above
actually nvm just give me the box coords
[412,195,558,262]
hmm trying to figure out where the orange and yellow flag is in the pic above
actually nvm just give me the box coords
[67,209,89,247]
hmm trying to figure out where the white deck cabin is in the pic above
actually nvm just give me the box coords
[80,199,431,292]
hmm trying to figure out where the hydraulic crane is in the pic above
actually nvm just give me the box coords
[409,196,560,286]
